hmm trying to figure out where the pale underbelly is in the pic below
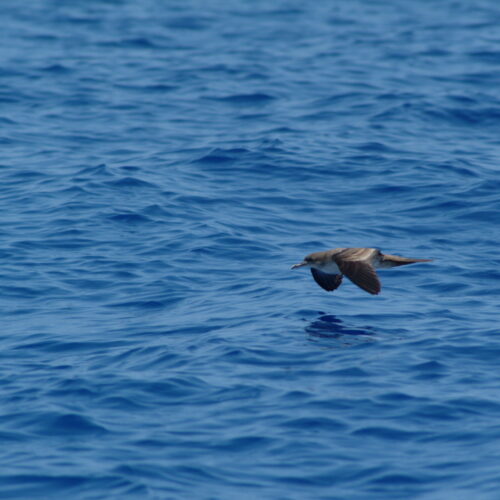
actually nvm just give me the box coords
[318,262,341,274]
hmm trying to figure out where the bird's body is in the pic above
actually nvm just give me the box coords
[291,248,432,295]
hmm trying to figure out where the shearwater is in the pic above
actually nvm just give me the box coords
[291,248,432,295]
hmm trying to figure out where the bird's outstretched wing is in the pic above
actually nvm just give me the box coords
[310,268,343,292]
[335,250,381,295]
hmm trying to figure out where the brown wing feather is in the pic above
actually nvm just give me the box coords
[336,260,381,295]
[336,248,380,262]
[310,269,343,292]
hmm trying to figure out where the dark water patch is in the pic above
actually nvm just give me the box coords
[305,314,376,344]
[0,474,136,499]
[14,339,126,353]
[97,396,150,411]
[39,64,72,74]
[142,83,178,93]
[107,212,152,224]
[192,149,242,164]
[105,295,183,309]
[378,392,428,403]
[355,142,403,154]
[105,176,157,189]
[0,285,45,299]
[413,404,464,422]
[447,397,500,415]
[8,169,49,180]
[282,417,348,432]
[0,430,30,442]
[142,204,177,217]
[120,37,161,49]
[369,472,428,485]
[15,412,109,437]
[411,364,448,381]
[51,414,107,435]
[209,435,275,453]
[36,237,95,250]
[330,367,371,378]
[210,93,276,105]
[72,163,112,179]
[468,50,500,64]
[62,278,111,290]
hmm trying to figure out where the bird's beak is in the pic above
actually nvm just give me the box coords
[291,261,307,269]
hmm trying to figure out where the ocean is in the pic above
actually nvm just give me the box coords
[1,1,500,498]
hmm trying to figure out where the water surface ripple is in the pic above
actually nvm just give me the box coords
[1,1,500,499]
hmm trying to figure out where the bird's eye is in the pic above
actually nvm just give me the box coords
[305,257,311,262]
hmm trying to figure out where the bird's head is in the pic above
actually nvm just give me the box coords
[291,253,318,269]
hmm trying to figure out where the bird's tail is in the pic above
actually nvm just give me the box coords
[380,254,433,268]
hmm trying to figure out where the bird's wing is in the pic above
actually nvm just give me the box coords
[310,268,343,292]
[335,247,380,261]
[335,250,381,295]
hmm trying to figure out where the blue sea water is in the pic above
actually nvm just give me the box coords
[1,0,500,498]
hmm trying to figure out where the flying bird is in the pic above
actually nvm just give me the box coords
[291,248,432,295]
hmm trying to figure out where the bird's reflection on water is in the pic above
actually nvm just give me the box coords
[305,313,376,347]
